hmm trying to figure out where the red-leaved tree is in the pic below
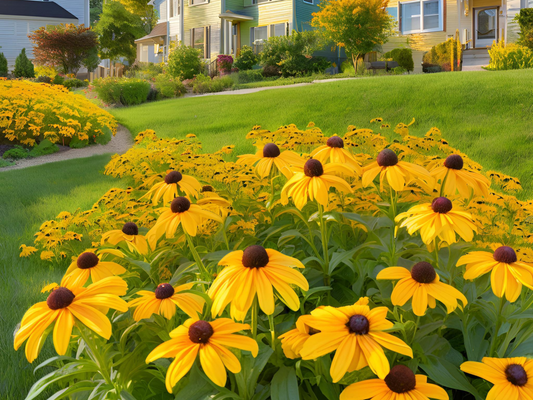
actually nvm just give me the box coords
[29,24,99,75]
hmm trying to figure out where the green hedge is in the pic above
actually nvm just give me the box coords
[93,77,152,106]
[382,48,414,72]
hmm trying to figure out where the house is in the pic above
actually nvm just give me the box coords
[383,0,532,72]
[0,0,89,69]
[136,0,333,64]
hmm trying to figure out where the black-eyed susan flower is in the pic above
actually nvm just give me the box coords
[461,357,533,399]
[236,143,303,179]
[146,318,258,391]
[128,282,205,321]
[61,251,126,287]
[340,365,449,400]
[279,314,319,359]
[101,222,149,254]
[362,149,432,192]
[208,245,309,321]
[457,246,533,302]
[396,197,476,245]
[377,262,467,316]
[144,170,202,204]
[281,159,353,210]
[14,276,128,362]
[147,196,222,240]
[310,136,362,175]
[431,154,490,198]
[300,298,413,382]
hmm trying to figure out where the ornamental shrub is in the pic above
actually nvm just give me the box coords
[93,77,152,106]
[28,139,59,157]
[192,74,233,94]
[0,53,7,77]
[167,42,203,80]
[216,54,233,74]
[3,146,29,160]
[233,45,258,70]
[0,80,116,146]
[154,74,186,98]
[423,38,459,71]
[62,78,88,90]
[14,48,35,78]
[36,75,53,84]
[232,69,264,83]
[126,62,165,80]
[516,8,533,50]
[382,48,414,72]
[488,40,533,70]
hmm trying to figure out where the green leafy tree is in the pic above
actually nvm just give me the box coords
[90,0,103,24]
[233,45,259,71]
[0,52,7,77]
[94,1,146,66]
[167,42,203,80]
[14,48,35,78]
[119,0,158,33]
[516,8,533,50]
[312,0,393,71]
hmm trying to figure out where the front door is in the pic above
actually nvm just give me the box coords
[475,7,498,48]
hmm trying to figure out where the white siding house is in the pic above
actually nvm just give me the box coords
[0,0,88,70]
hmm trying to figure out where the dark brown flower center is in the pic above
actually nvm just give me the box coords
[47,287,75,310]
[201,185,214,192]
[155,283,175,299]
[444,154,464,170]
[263,143,281,158]
[347,314,370,335]
[327,136,344,148]
[242,245,269,269]
[411,262,437,284]
[384,365,417,393]
[122,222,139,235]
[304,159,324,177]
[170,197,191,213]
[376,149,398,167]
[164,171,183,184]
[493,246,518,264]
[188,320,214,344]
[506,364,528,386]
[431,197,453,213]
[77,252,99,269]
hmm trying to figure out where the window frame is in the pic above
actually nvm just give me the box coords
[399,0,444,35]
[192,26,209,58]
[189,0,208,6]
[303,0,313,4]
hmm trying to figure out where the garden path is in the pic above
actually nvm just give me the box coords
[1,125,133,171]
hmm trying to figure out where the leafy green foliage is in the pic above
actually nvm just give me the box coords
[154,74,186,98]
[192,74,233,94]
[260,30,329,77]
[167,42,203,80]
[233,45,259,71]
[93,77,152,106]
[0,52,7,77]
[62,78,88,90]
[516,8,533,50]
[29,139,59,157]
[383,48,414,72]
[3,146,30,160]
[423,38,460,72]
[14,48,35,78]
[488,40,533,70]
[126,62,165,80]
[231,69,264,83]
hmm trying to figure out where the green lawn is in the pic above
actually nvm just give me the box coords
[0,155,128,399]
[112,69,533,198]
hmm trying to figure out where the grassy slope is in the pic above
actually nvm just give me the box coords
[0,155,127,399]
[112,69,533,198]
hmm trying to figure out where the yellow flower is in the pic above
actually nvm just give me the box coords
[40,250,55,261]
[237,143,303,179]
[144,170,202,204]
[209,245,309,320]
[362,149,432,192]
[279,314,318,359]
[310,135,362,175]
[128,282,205,320]
[146,318,258,391]
[147,197,222,240]
[377,262,467,316]
[461,357,533,399]
[281,159,353,210]
[340,365,449,400]
[457,246,533,302]
[431,154,490,198]
[61,251,126,287]
[300,298,413,382]
[101,222,149,254]
[19,244,38,257]
[14,276,128,362]
[396,197,476,245]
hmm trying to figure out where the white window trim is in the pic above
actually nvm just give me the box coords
[303,0,313,4]
[399,0,443,35]
[189,0,208,6]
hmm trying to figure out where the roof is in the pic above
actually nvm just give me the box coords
[135,22,168,42]
[219,11,254,21]
[0,0,78,19]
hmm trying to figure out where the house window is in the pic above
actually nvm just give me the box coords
[190,0,208,5]
[192,27,205,54]
[273,23,287,37]
[170,0,180,17]
[399,0,443,34]
[303,0,313,3]
[252,26,268,43]
[253,0,270,4]
[522,0,533,7]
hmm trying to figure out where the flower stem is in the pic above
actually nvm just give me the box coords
[251,297,258,339]
[185,233,209,281]
[317,202,330,281]
[268,314,276,350]
[439,169,450,197]
[489,296,506,357]
[78,325,113,386]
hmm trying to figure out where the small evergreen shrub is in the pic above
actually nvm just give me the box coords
[53,75,65,85]
[29,139,59,157]
[382,48,414,72]
[167,42,203,80]
[3,146,30,160]
[234,46,259,71]
[14,48,35,78]
[0,53,8,77]
[516,8,533,50]
[63,78,88,90]
[154,74,186,98]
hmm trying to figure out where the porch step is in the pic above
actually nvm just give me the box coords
[463,48,490,55]
[462,48,490,71]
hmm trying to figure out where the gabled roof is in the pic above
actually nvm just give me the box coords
[135,22,168,42]
[0,0,78,20]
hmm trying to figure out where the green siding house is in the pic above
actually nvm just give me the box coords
[136,0,329,63]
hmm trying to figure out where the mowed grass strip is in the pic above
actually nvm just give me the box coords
[0,155,128,399]
[112,69,533,197]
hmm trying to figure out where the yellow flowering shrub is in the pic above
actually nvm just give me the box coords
[0,80,117,146]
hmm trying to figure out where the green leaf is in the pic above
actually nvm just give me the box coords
[271,366,299,400]
[235,343,273,399]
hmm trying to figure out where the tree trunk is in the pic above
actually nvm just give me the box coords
[352,53,360,73]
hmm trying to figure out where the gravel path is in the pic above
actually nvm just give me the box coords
[0,125,133,171]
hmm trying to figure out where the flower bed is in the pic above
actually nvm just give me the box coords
[16,120,533,399]
[0,80,116,147]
